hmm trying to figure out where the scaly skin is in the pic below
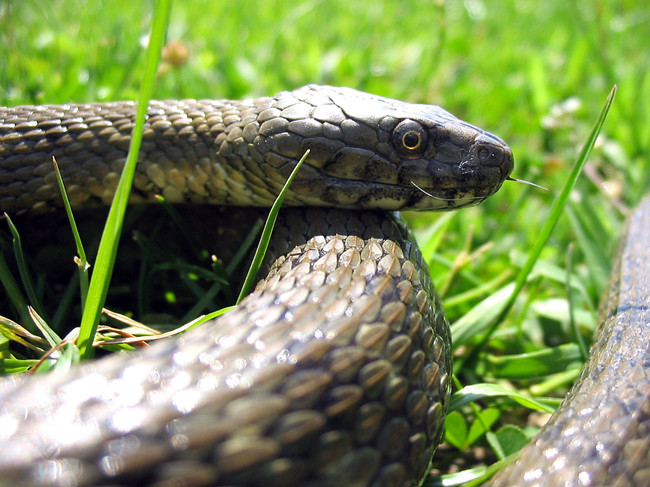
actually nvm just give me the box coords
[3,85,647,487]
[0,209,451,487]
[0,85,520,486]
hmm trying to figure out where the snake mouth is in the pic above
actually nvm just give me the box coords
[289,165,511,211]
[378,180,508,210]
[289,139,514,211]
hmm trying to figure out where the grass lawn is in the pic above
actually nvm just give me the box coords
[1,0,647,485]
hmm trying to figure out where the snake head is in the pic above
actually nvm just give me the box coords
[254,85,514,211]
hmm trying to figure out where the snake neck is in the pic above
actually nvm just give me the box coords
[0,96,282,213]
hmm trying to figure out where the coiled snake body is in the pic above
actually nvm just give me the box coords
[0,85,646,486]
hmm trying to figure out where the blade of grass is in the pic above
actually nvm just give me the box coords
[226,218,264,275]
[451,283,515,349]
[3,213,47,323]
[76,0,172,359]
[564,243,589,360]
[448,383,556,414]
[423,465,490,487]
[0,315,47,344]
[185,306,237,332]
[444,269,513,310]
[28,306,61,347]
[457,85,617,370]
[52,157,91,308]
[0,250,31,326]
[236,149,310,304]
[416,211,456,263]
[0,314,47,353]
[529,368,581,397]
[0,358,41,374]
[50,275,80,332]
[179,279,230,323]
[485,343,583,379]
[565,201,610,293]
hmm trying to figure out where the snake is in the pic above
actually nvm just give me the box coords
[0,84,646,486]
[483,197,650,485]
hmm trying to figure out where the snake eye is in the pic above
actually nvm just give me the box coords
[392,119,428,158]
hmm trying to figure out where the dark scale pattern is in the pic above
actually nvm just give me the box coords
[0,209,450,487]
[1,85,513,214]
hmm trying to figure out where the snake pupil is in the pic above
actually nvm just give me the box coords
[392,119,428,158]
[403,131,421,150]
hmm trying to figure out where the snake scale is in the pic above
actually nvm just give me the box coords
[0,85,647,486]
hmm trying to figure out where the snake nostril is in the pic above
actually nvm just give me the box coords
[476,144,506,167]
[478,146,491,161]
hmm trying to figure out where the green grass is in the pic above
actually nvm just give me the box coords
[1,0,648,484]
[75,0,172,359]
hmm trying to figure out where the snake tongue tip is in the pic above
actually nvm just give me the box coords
[507,177,548,191]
